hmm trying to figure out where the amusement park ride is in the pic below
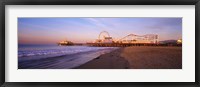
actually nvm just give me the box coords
[94,31,158,44]
[95,31,113,43]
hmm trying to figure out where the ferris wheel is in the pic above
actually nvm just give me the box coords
[98,31,111,40]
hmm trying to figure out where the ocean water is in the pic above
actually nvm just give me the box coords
[18,44,118,69]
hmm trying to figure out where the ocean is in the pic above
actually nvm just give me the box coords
[18,44,118,69]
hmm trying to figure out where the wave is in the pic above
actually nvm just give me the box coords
[18,46,119,69]
[18,46,118,60]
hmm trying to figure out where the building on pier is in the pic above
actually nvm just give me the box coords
[58,40,74,46]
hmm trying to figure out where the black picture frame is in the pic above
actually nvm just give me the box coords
[0,0,199,87]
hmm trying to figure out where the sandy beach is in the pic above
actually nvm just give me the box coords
[75,46,182,69]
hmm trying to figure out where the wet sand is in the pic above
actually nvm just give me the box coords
[74,49,129,69]
[76,46,182,69]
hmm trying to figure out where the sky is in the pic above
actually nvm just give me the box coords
[18,18,182,44]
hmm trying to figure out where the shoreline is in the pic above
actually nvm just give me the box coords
[74,48,129,69]
[75,46,182,69]
[18,47,118,69]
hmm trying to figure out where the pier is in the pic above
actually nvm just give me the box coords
[58,31,182,47]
